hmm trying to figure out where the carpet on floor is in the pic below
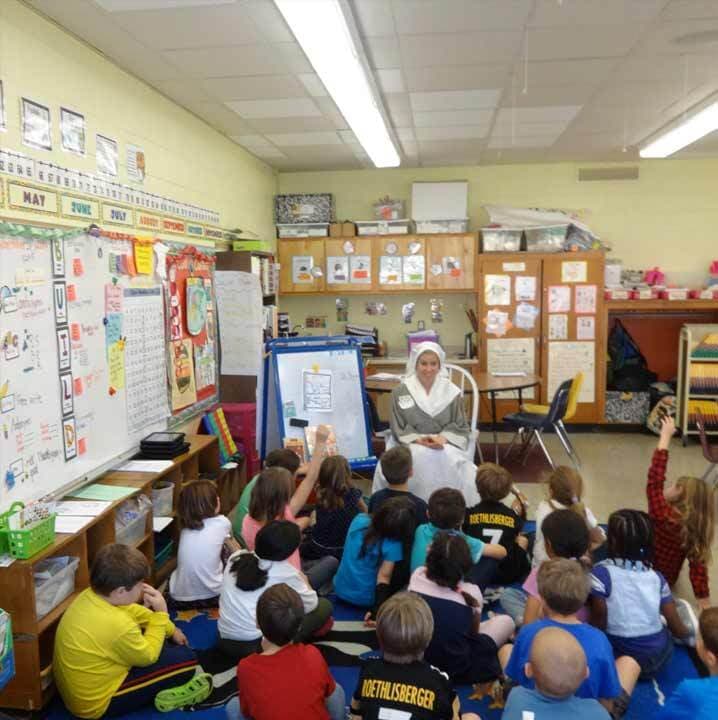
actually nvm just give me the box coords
[477,442,555,483]
[46,595,702,720]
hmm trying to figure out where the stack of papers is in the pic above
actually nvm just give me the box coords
[67,484,137,501]
[117,460,175,473]
[54,500,113,534]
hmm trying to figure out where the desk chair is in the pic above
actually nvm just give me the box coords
[503,380,572,470]
[696,411,718,484]
[520,372,583,468]
[445,363,482,464]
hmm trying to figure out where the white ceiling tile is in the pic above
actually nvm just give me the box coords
[339,130,358,143]
[415,126,488,140]
[226,98,321,118]
[231,134,273,148]
[376,69,405,94]
[280,144,357,159]
[298,73,328,97]
[400,139,419,155]
[490,122,565,139]
[182,100,256,133]
[494,106,582,125]
[410,89,501,112]
[663,1,718,21]
[274,42,314,73]
[202,74,306,101]
[249,145,288,159]
[92,0,237,10]
[481,148,548,164]
[384,93,412,116]
[531,0,665,27]
[527,25,647,60]
[266,131,343,146]
[635,18,718,56]
[515,58,621,87]
[364,36,402,68]
[413,109,495,128]
[244,116,339,133]
[314,97,350,129]
[152,78,214,104]
[501,84,597,107]
[163,45,294,77]
[552,131,625,151]
[403,63,511,92]
[393,0,532,34]
[352,0,397,37]
[488,135,557,149]
[395,127,416,141]
[244,0,294,42]
[399,32,523,66]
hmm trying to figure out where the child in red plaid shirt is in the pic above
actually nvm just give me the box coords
[647,416,716,610]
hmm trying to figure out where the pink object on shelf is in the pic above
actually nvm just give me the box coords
[644,267,665,286]
[710,260,718,274]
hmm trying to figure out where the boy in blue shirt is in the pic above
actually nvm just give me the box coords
[506,558,640,717]
[503,626,610,719]
[410,488,505,586]
[657,606,718,720]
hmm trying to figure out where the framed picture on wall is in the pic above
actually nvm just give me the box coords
[21,97,52,150]
[60,107,86,156]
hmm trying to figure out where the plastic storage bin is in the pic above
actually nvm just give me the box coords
[415,219,469,234]
[524,225,568,252]
[115,495,151,546]
[480,228,522,252]
[0,502,24,555]
[276,223,329,238]
[8,513,56,559]
[151,481,174,517]
[33,556,79,620]
[356,219,412,236]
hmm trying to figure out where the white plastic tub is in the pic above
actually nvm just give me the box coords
[151,481,174,517]
[415,219,469,234]
[34,556,79,619]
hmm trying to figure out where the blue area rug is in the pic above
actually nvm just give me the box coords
[46,594,701,720]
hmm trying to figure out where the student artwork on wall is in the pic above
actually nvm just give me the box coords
[327,256,349,284]
[96,134,118,177]
[60,108,86,156]
[21,98,52,151]
[170,338,197,410]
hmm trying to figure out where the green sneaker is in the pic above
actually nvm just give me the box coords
[154,672,213,712]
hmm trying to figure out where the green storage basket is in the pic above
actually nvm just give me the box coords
[8,513,56,559]
[0,502,24,555]
[154,540,174,568]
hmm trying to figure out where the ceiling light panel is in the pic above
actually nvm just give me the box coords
[225,98,322,119]
[640,100,718,157]
[376,69,406,94]
[410,89,501,112]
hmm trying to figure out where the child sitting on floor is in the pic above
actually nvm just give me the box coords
[533,465,605,568]
[506,558,639,718]
[226,583,345,720]
[500,509,590,626]
[409,530,515,684]
[657,606,718,719]
[411,487,506,589]
[350,592,480,720]
[502,626,610,719]
[463,463,530,586]
[53,544,210,718]
[169,479,235,609]
[218,521,333,662]
[648,416,715,609]
[301,454,367,561]
[334,496,417,622]
[368,445,428,524]
[589,508,696,679]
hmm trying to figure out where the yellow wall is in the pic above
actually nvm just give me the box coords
[0,0,276,239]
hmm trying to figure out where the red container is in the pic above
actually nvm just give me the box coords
[222,402,256,439]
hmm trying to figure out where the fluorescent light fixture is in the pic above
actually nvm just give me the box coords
[273,0,400,168]
[640,100,718,158]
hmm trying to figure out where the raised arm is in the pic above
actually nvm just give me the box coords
[647,416,674,522]
[290,424,329,515]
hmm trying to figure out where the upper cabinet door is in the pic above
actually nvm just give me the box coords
[278,239,326,294]
[372,236,426,292]
[325,237,375,293]
[426,234,477,291]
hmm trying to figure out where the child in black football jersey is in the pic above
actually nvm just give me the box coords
[350,592,480,720]
[463,463,530,586]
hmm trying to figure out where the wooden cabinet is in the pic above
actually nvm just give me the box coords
[373,236,426,292]
[325,237,374,292]
[426,234,476,291]
[278,239,325,293]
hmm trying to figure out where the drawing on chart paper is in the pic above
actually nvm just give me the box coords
[575,284,597,314]
[577,316,595,340]
[515,276,536,302]
[549,314,569,340]
[548,285,571,313]
[303,369,333,411]
[485,274,511,306]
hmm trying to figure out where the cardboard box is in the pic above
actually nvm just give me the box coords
[342,221,356,237]
[329,222,343,238]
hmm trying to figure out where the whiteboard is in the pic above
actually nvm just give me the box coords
[264,342,372,464]
[0,232,169,511]
[411,181,468,220]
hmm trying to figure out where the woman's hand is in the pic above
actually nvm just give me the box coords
[415,435,446,450]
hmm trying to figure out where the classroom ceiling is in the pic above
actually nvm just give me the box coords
[25,0,718,171]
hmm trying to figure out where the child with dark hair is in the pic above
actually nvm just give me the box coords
[169,479,234,608]
[657,606,718,719]
[54,544,209,718]
[410,488,506,588]
[218,521,333,662]
[369,446,428,524]
[334,496,417,622]
[409,531,514,683]
[350,592,480,720]
[225,584,345,720]
[500,509,591,626]
[463,463,530,585]
[301,454,367,561]
[589,508,695,679]
[232,448,302,540]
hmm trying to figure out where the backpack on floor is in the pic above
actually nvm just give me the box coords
[607,320,657,391]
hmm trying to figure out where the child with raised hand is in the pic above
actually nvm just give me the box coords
[649,415,715,609]
[506,559,639,718]
[218,521,333,662]
[657,606,718,719]
[411,487,506,588]
[169,479,235,609]
[242,425,338,590]
[533,465,605,568]
[502,626,610,719]
[369,445,428,525]
[500,509,590,626]
[301,454,367,561]
[350,592,480,720]
[589,508,696,679]
[409,530,515,684]
[334,496,416,623]
[463,463,530,586]
[226,583,345,720]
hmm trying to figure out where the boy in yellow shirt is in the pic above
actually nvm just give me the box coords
[53,544,211,718]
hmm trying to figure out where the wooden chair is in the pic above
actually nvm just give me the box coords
[696,410,718,484]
